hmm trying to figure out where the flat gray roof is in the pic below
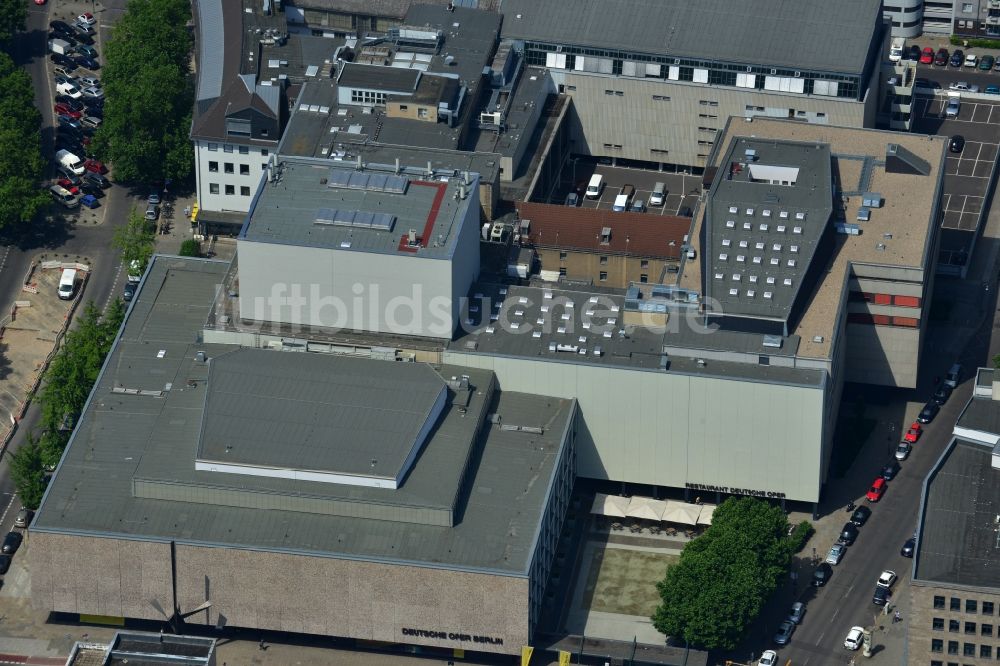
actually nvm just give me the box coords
[338,62,420,92]
[705,137,833,322]
[499,0,881,76]
[33,256,575,575]
[916,440,1000,589]
[957,395,1000,436]
[241,157,477,258]
[447,283,824,387]
[198,349,446,482]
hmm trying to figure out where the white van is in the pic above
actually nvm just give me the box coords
[58,268,77,300]
[56,149,85,175]
[585,174,603,199]
[612,194,629,212]
[650,182,666,207]
[889,37,905,63]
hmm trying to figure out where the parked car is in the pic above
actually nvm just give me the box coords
[80,116,102,130]
[71,29,95,46]
[949,81,980,92]
[123,281,137,302]
[882,460,901,480]
[54,102,82,119]
[965,53,979,68]
[79,182,104,198]
[845,626,864,650]
[877,570,897,588]
[55,95,85,112]
[934,384,953,404]
[987,85,1000,95]
[57,114,82,129]
[812,562,833,586]
[866,477,887,502]
[83,158,106,174]
[788,601,805,625]
[1,531,22,554]
[14,508,33,528]
[851,505,872,526]
[0,554,10,574]
[773,620,795,646]
[946,98,961,118]
[757,651,778,666]
[918,401,940,423]
[896,442,912,461]
[935,48,950,66]
[55,81,82,99]
[901,536,916,557]
[872,585,892,606]
[148,191,161,205]
[74,56,100,71]
[564,192,579,207]
[50,52,77,69]
[80,85,103,99]
[83,172,111,188]
[144,203,160,220]
[950,49,965,67]
[904,422,922,443]
[76,12,96,26]
[919,47,934,64]
[826,543,847,564]
[839,522,859,545]
[49,20,73,33]
[57,178,80,195]
[981,55,996,70]
[55,164,80,181]
[79,194,99,209]
[74,44,98,58]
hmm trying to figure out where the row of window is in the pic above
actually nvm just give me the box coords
[557,267,649,283]
[558,253,653,271]
[208,184,252,196]
[930,639,996,658]
[846,313,919,327]
[934,597,996,615]
[849,292,922,308]
[208,162,254,176]
[350,89,386,105]
[933,618,1000,636]
[206,144,269,155]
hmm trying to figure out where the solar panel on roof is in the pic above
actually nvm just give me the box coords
[325,169,409,194]
[315,208,335,224]
[371,213,395,231]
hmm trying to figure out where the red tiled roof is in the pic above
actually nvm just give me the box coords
[518,201,692,260]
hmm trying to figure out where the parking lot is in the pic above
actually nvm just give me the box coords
[911,95,1000,265]
[535,157,702,218]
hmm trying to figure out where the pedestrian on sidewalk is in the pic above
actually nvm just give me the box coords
[895,609,902,623]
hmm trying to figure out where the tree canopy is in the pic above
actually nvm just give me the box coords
[0,52,47,230]
[652,497,807,650]
[93,0,194,185]
[113,208,156,273]
[0,0,26,50]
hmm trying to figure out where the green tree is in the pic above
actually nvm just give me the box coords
[0,52,47,229]
[178,238,201,257]
[10,434,46,510]
[113,208,156,274]
[0,0,26,50]
[652,497,806,650]
[94,0,194,185]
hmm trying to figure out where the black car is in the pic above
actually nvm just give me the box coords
[918,401,940,424]
[907,44,921,61]
[50,53,77,68]
[851,505,872,526]
[901,536,916,558]
[82,97,104,112]
[881,460,901,481]
[73,56,99,70]
[83,172,111,189]
[934,384,953,405]
[950,136,966,153]
[123,282,137,302]
[0,554,10,575]
[50,20,73,32]
[812,563,833,587]
[71,28,95,46]
[873,585,892,606]
[839,522,859,545]
[79,182,104,198]
[1,531,22,555]
[55,137,84,153]
[54,95,86,112]
[951,49,964,67]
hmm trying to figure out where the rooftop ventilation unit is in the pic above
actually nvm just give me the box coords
[856,208,870,222]
[835,223,860,235]
[744,149,757,161]
[861,193,883,208]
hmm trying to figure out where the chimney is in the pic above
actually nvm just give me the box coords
[355,154,363,171]
[408,228,417,245]
[463,170,470,186]
[426,161,433,177]
[395,157,401,174]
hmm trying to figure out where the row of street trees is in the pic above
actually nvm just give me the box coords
[93,0,194,185]
[652,497,812,650]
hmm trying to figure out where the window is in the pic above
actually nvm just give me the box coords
[260,129,268,137]
[605,90,616,96]
[225,184,235,195]
[932,639,944,653]
[965,622,977,635]
[559,251,567,261]
[240,186,251,196]
[968,600,978,614]
[600,256,608,265]
[209,183,219,194]
[566,85,577,91]
[223,144,233,153]
[930,662,942,666]
[399,105,408,111]
[950,620,960,632]
[350,89,386,105]
[238,145,249,155]
[953,598,962,611]
[208,161,218,172]
[758,355,770,366]
[261,149,269,156]
[948,640,959,654]
[981,645,992,658]
[262,163,269,170]
[559,267,566,277]
[207,142,218,151]
[934,618,945,631]
[418,108,428,119]
[240,164,250,176]
[640,274,648,283]
[599,271,608,281]
[963,2,974,11]
[963,643,975,656]
[982,624,993,637]
[224,163,234,174]
[640,260,649,269]
[652,94,670,101]
[983,602,994,616]
[615,91,624,97]
[698,100,719,106]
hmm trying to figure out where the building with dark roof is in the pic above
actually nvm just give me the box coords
[910,368,1000,664]
[499,0,887,169]
[283,0,499,37]
[518,200,690,288]
[30,255,576,656]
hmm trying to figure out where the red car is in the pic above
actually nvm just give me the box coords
[54,103,82,119]
[919,47,934,64]
[56,178,80,194]
[904,422,922,443]
[83,158,107,174]
[866,477,887,502]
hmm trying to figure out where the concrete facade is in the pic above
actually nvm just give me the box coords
[532,248,676,289]
[909,583,1000,664]
[884,0,926,37]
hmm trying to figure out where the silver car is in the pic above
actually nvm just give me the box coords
[826,543,846,565]
[788,601,805,624]
[946,98,961,118]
